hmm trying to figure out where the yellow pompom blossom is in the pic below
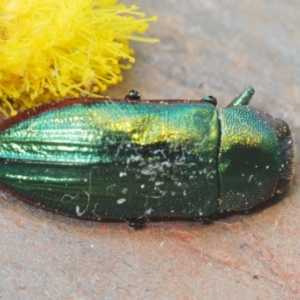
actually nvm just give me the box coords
[0,0,158,116]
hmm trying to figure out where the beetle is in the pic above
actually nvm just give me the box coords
[0,87,294,226]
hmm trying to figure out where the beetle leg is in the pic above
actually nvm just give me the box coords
[201,95,218,106]
[126,216,148,228]
[125,90,141,100]
[226,87,255,107]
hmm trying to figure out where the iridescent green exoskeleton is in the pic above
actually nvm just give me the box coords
[0,88,294,226]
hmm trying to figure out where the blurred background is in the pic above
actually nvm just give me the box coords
[1,1,300,299]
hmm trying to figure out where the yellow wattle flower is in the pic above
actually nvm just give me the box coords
[0,0,158,116]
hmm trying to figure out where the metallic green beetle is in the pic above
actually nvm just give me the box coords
[0,87,294,225]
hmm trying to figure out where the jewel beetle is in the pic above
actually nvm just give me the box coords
[0,87,294,225]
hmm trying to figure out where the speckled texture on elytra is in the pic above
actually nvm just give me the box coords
[1,2,299,298]
[0,96,293,221]
[0,100,220,219]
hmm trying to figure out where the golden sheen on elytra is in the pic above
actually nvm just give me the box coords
[0,88,294,227]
